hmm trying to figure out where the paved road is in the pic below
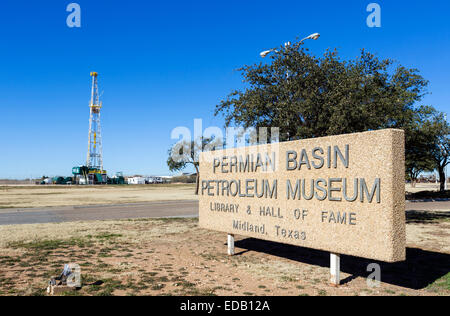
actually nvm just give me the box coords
[405,200,450,211]
[0,200,448,226]
[0,200,199,226]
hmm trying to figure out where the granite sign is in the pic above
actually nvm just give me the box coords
[199,129,406,262]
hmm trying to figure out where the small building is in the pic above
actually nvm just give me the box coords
[127,177,146,185]
[145,176,164,184]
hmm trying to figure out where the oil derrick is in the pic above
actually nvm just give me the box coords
[87,72,103,170]
[73,72,107,185]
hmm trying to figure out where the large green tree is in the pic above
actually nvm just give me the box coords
[215,40,439,183]
[405,106,437,186]
[423,110,450,192]
[215,41,428,141]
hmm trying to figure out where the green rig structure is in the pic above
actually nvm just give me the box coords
[71,167,125,185]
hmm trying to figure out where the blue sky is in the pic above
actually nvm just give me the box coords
[0,0,449,178]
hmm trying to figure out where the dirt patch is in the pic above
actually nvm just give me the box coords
[0,215,449,296]
[0,185,196,209]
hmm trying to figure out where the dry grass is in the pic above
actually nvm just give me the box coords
[406,183,441,194]
[0,216,449,296]
[0,219,192,249]
[0,184,197,209]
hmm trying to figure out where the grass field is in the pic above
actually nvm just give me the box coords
[0,184,197,209]
[405,183,444,193]
[0,214,448,296]
[0,182,448,296]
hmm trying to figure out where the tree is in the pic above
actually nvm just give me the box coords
[405,106,436,186]
[423,111,450,192]
[215,41,428,141]
[167,138,219,195]
[215,40,438,185]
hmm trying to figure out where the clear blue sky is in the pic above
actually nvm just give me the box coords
[0,0,448,179]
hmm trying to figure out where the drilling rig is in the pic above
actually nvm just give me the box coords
[72,72,108,185]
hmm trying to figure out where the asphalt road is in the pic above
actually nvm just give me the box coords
[0,200,448,226]
[0,200,199,226]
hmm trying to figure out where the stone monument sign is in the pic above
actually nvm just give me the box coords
[199,129,406,263]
